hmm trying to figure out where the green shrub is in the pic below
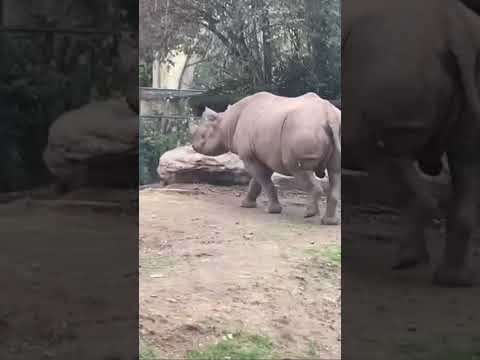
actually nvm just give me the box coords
[139,118,190,185]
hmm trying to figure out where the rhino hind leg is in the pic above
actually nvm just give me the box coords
[391,160,434,269]
[241,178,262,208]
[433,158,477,286]
[52,180,69,196]
[242,159,281,214]
[397,167,433,269]
[369,157,432,269]
[293,171,324,218]
[391,200,431,270]
[322,162,341,225]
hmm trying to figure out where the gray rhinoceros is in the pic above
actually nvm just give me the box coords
[191,91,341,225]
[342,0,480,285]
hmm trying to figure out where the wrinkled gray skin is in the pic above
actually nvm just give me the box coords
[343,0,480,285]
[191,91,341,225]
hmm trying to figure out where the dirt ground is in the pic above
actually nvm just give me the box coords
[139,182,341,359]
[342,174,480,360]
[0,188,138,359]
[3,175,477,359]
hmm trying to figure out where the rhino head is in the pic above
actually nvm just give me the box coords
[191,107,228,156]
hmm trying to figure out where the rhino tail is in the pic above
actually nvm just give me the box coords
[327,116,341,155]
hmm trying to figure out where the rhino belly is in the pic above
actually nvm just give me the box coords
[281,134,333,175]
[239,127,290,174]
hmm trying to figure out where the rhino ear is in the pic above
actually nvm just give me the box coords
[202,106,219,121]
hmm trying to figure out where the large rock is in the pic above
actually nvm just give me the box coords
[157,146,330,189]
[271,173,328,192]
[158,146,251,185]
[44,99,138,192]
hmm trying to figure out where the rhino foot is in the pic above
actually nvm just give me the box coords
[241,199,257,208]
[321,215,340,225]
[432,264,475,287]
[305,206,320,218]
[392,243,429,270]
[51,181,67,195]
[267,203,282,214]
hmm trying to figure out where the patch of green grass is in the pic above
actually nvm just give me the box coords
[140,339,160,360]
[306,339,319,357]
[304,245,341,265]
[396,341,430,360]
[140,255,175,274]
[396,336,480,360]
[186,331,275,360]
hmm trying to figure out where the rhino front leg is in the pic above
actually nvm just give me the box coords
[242,159,282,213]
[241,178,262,208]
[433,160,477,286]
[293,171,323,218]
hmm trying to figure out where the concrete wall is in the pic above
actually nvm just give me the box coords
[140,97,189,117]
[152,50,200,89]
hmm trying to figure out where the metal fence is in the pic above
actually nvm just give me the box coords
[1,24,132,73]
[140,87,205,100]
[140,88,205,137]
[0,26,117,34]
[140,114,199,137]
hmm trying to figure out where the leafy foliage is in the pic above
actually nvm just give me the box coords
[139,63,153,87]
[142,0,340,98]
[139,116,191,185]
[139,0,340,185]
[0,2,137,192]
[0,39,71,191]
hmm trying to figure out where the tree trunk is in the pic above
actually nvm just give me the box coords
[260,0,272,86]
[304,0,324,81]
[177,52,191,89]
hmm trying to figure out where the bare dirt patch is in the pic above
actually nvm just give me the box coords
[139,183,341,359]
[342,174,480,360]
[0,189,138,359]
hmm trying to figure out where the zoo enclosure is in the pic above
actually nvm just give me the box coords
[1,23,135,98]
[139,87,206,185]
[0,21,135,191]
[140,87,205,139]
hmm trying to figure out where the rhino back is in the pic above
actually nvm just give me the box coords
[232,93,333,173]
[342,0,459,165]
[232,93,286,163]
[282,98,337,160]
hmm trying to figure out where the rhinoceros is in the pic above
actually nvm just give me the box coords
[191,91,341,225]
[342,0,480,285]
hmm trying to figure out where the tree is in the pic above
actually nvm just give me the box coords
[0,1,137,192]
[139,0,341,184]
[142,0,340,98]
